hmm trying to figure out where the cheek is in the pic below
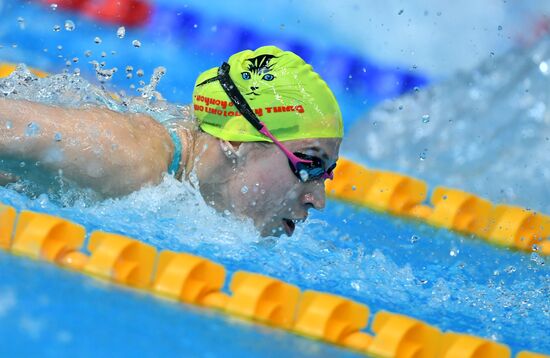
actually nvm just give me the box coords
[238,156,299,208]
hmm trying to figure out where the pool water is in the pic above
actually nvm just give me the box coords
[0,1,549,356]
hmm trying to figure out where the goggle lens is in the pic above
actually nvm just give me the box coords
[290,152,336,182]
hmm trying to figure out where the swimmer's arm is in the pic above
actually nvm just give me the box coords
[0,98,174,196]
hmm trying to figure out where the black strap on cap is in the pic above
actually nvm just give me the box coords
[196,62,263,131]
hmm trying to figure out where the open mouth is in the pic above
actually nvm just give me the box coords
[282,219,295,236]
[281,218,306,236]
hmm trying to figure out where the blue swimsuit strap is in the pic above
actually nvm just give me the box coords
[167,129,182,175]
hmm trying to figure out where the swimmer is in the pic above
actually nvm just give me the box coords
[0,46,343,237]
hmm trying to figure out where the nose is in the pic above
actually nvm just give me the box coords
[250,86,259,91]
[301,182,326,210]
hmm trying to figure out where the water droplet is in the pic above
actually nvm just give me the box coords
[17,17,25,30]
[64,20,75,31]
[398,105,403,110]
[54,132,62,142]
[504,265,516,274]
[398,9,404,15]
[419,150,427,161]
[132,40,141,48]
[449,248,459,257]
[50,3,58,11]
[84,50,92,57]
[136,69,144,77]
[53,24,61,32]
[497,25,503,31]
[241,185,249,194]
[116,26,126,39]
[126,73,133,79]
[410,235,420,244]
[351,185,357,191]
[530,252,545,265]
[413,86,420,92]
[72,57,79,63]
[539,61,549,75]
[125,66,133,73]
[193,24,198,29]
[6,120,13,129]
[422,114,430,123]
[101,51,107,58]
[94,37,102,44]
[299,169,309,182]
[19,161,26,168]
[25,122,40,137]
[89,61,117,83]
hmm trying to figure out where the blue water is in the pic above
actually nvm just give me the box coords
[0,1,549,357]
[1,184,548,356]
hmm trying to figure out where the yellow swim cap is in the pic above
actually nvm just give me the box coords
[192,45,343,142]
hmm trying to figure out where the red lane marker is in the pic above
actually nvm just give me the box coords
[39,0,151,27]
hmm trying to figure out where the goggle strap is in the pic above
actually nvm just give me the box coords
[258,125,312,167]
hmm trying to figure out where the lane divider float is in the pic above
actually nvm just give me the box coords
[0,204,548,357]
[326,158,550,256]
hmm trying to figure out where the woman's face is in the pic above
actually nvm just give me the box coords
[227,137,341,237]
